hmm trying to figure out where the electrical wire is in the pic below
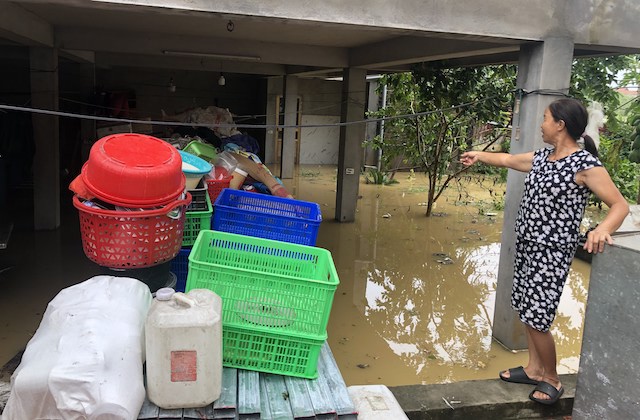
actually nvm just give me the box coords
[0,90,519,130]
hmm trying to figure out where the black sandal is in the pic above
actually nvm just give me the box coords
[499,366,539,385]
[529,381,564,405]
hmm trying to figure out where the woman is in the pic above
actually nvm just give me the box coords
[460,98,629,405]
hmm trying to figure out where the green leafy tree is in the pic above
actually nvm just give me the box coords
[367,64,516,216]
[571,54,640,204]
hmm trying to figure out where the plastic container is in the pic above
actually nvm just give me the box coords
[347,385,409,419]
[182,141,218,163]
[73,193,191,268]
[212,151,237,176]
[170,248,191,292]
[145,288,222,409]
[222,324,325,379]
[81,133,185,207]
[179,150,212,190]
[2,276,152,420]
[182,192,212,247]
[212,188,322,245]
[186,230,339,337]
[205,177,232,204]
[228,167,248,190]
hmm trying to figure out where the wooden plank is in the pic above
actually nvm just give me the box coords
[138,395,160,419]
[158,407,184,419]
[213,368,238,418]
[283,376,315,419]
[261,374,294,420]
[318,343,357,416]
[237,370,260,416]
[259,373,273,419]
[183,405,214,419]
[304,362,335,416]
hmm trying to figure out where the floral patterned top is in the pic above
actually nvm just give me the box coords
[515,147,602,249]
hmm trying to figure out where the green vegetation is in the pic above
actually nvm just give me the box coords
[366,63,515,216]
[367,55,640,213]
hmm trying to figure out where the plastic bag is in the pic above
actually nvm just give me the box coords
[2,276,152,420]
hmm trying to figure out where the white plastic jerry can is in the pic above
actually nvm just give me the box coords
[145,288,222,409]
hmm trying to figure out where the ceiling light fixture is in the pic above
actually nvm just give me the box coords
[218,73,226,86]
[162,50,261,62]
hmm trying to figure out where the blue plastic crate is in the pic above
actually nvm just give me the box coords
[169,247,191,292]
[212,189,322,246]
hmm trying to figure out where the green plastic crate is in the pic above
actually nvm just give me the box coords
[222,324,325,379]
[182,193,213,247]
[186,230,339,337]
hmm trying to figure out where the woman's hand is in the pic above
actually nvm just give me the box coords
[460,151,480,167]
[584,227,613,254]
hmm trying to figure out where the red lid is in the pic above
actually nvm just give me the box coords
[81,133,185,207]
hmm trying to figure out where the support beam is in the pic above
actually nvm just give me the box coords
[30,47,60,230]
[78,63,97,163]
[280,75,298,179]
[335,67,366,223]
[0,2,53,47]
[492,37,574,350]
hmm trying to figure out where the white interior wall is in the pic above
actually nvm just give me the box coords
[300,115,340,164]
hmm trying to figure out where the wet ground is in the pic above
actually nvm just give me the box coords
[0,165,601,388]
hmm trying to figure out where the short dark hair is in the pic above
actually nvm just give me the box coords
[548,98,598,157]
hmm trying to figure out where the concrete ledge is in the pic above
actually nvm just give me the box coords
[389,374,576,419]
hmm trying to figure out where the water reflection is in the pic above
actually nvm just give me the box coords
[291,165,592,386]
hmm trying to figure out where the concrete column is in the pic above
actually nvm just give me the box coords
[363,80,379,168]
[29,47,60,230]
[492,37,574,350]
[335,67,367,222]
[78,63,96,163]
[573,233,640,418]
[280,75,298,179]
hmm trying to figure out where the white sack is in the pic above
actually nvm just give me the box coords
[2,276,152,420]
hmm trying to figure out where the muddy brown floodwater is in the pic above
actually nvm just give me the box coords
[0,164,603,388]
[282,165,596,387]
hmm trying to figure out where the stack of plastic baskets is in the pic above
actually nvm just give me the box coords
[185,230,339,379]
[212,189,322,246]
[170,180,212,292]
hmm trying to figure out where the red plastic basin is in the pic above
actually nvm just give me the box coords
[82,133,185,207]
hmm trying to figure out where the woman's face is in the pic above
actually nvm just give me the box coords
[540,108,562,145]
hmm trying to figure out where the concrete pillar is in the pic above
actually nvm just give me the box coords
[572,233,640,419]
[29,47,60,230]
[492,37,574,350]
[363,80,379,168]
[335,67,367,222]
[78,63,96,163]
[280,75,298,179]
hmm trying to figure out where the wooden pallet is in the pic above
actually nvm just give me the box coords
[138,342,358,420]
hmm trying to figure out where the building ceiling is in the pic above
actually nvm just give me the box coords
[0,1,634,78]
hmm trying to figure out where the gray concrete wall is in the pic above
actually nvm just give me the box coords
[113,0,640,50]
[572,232,640,419]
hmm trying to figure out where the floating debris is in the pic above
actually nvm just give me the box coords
[357,363,370,369]
[432,252,449,258]
[437,257,454,265]
[485,212,498,217]
[382,213,392,218]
